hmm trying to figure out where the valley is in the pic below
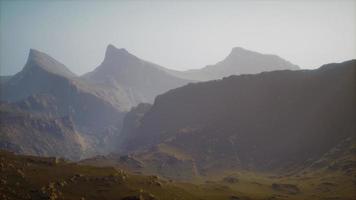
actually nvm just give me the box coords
[0,45,355,200]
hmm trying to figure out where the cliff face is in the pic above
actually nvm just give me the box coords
[0,104,86,160]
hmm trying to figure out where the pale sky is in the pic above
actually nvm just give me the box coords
[1,0,355,76]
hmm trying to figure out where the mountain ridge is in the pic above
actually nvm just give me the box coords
[163,47,299,81]
[82,44,191,105]
[23,49,76,78]
[119,60,355,174]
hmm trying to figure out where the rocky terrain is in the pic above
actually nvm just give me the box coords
[1,145,354,200]
[0,46,354,200]
[118,60,356,175]
[0,105,86,160]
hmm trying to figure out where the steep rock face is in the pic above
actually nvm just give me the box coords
[121,60,356,172]
[0,104,86,160]
[82,45,190,106]
[117,103,152,151]
[165,47,299,81]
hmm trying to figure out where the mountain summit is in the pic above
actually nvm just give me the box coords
[215,46,299,73]
[82,44,190,105]
[23,49,76,78]
[103,45,134,66]
[164,47,299,81]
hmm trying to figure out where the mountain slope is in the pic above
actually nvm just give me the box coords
[0,49,126,158]
[120,60,356,173]
[0,104,86,160]
[82,44,191,106]
[164,47,299,81]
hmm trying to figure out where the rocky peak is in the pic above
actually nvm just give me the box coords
[102,44,137,66]
[226,47,263,59]
[23,49,76,78]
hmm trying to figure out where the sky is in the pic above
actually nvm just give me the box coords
[0,0,355,76]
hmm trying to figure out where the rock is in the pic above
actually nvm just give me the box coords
[121,195,143,200]
[0,179,7,185]
[222,176,239,184]
[229,196,240,200]
[271,183,300,194]
[16,169,25,178]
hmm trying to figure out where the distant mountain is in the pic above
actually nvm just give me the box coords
[119,60,356,174]
[164,47,299,81]
[0,49,127,158]
[82,44,191,106]
[0,45,191,159]
[1,49,75,101]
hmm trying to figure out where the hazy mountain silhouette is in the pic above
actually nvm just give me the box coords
[120,60,355,174]
[82,44,190,106]
[164,47,299,81]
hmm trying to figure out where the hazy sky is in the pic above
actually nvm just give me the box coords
[1,0,355,76]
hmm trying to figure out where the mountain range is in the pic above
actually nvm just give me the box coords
[0,45,298,159]
[82,45,190,106]
[0,44,355,200]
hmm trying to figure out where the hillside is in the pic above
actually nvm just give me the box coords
[0,105,86,160]
[0,150,249,200]
[119,60,356,174]
[2,149,355,200]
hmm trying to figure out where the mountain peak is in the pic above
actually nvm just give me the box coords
[228,46,260,57]
[24,49,75,78]
[104,44,131,60]
[28,48,44,59]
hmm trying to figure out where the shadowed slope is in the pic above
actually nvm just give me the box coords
[121,60,356,173]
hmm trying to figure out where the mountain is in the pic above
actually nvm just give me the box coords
[0,49,75,102]
[82,44,191,106]
[0,104,86,160]
[119,60,356,174]
[164,47,299,81]
[0,75,12,85]
[0,49,127,158]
